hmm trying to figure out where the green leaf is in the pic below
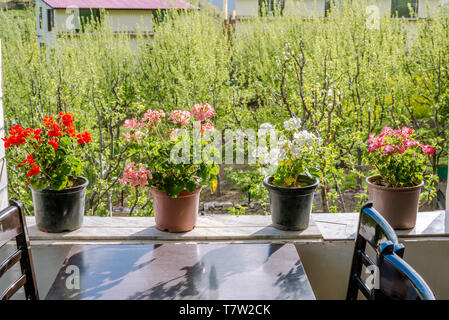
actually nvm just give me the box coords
[50,175,69,191]
[30,178,48,191]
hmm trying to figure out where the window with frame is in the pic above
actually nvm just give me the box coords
[47,9,54,32]
[39,6,43,29]
[79,9,101,31]
[258,0,285,16]
[391,0,418,18]
[325,0,342,17]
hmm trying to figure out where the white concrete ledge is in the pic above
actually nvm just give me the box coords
[314,210,449,241]
[25,215,322,242]
[24,211,449,244]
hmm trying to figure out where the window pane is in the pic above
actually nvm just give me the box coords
[391,0,418,18]
[47,9,54,32]
[39,7,42,29]
[258,0,284,15]
[79,9,101,31]
[325,0,341,17]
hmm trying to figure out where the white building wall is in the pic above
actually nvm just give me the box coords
[418,0,442,18]
[236,0,444,18]
[284,0,325,17]
[106,10,154,32]
[0,40,9,210]
[36,0,55,46]
[236,0,259,17]
[53,8,154,33]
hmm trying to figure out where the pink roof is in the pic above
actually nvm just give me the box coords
[42,0,198,10]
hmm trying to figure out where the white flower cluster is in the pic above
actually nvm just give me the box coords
[283,117,302,131]
[254,145,281,166]
[260,123,275,130]
[282,118,321,159]
[252,118,321,167]
[289,131,319,157]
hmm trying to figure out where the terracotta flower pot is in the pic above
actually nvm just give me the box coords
[150,187,201,233]
[366,175,423,230]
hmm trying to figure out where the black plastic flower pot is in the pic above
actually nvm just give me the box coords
[30,176,88,233]
[263,175,319,231]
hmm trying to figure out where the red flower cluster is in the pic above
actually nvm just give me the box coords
[2,125,32,148]
[48,137,59,151]
[26,165,40,177]
[2,113,92,184]
[16,155,40,177]
[58,112,77,137]
[17,155,35,168]
[77,131,92,145]
[368,126,436,155]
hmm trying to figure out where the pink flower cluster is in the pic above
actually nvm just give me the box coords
[124,119,140,129]
[141,110,165,127]
[120,162,152,187]
[201,122,214,133]
[124,131,145,142]
[168,110,191,126]
[123,104,215,140]
[194,121,215,134]
[191,103,215,122]
[368,126,436,155]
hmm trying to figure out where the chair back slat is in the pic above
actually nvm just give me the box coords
[354,275,372,299]
[347,202,402,300]
[0,206,22,248]
[0,250,22,278]
[358,204,399,253]
[0,274,27,300]
[377,250,436,300]
[0,200,39,300]
[358,250,375,267]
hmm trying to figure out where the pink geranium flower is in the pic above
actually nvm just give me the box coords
[420,144,436,155]
[201,122,214,133]
[191,103,215,122]
[141,109,165,127]
[120,162,152,187]
[382,145,394,155]
[404,139,419,149]
[124,119,140,129]
[168,110,191,126]
[124,131,144,142]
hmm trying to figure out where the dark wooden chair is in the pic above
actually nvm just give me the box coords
[0,199,39,300]
[346,201,404,300]
[374,241,435,300]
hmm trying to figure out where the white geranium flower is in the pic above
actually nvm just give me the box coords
[283,117,302,132]
[260,123,275,130]
[254,145,269,164]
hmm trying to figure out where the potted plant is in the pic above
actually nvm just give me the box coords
[120,104,219,232]
[2,112,92,232]
[366,126,436,229]
[261,118,321,231]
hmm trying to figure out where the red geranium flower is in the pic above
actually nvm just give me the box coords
[58,112,74,127]
[43,116,55,127]
[2,125,33,148]
[33,128,43,143]
[2,137,11,148]
[23,155,36,164]
[48,123,62,137]
[65,125,77,137]
[48,137,59,151]
[77,131,92,145]
[26,165,40,177]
